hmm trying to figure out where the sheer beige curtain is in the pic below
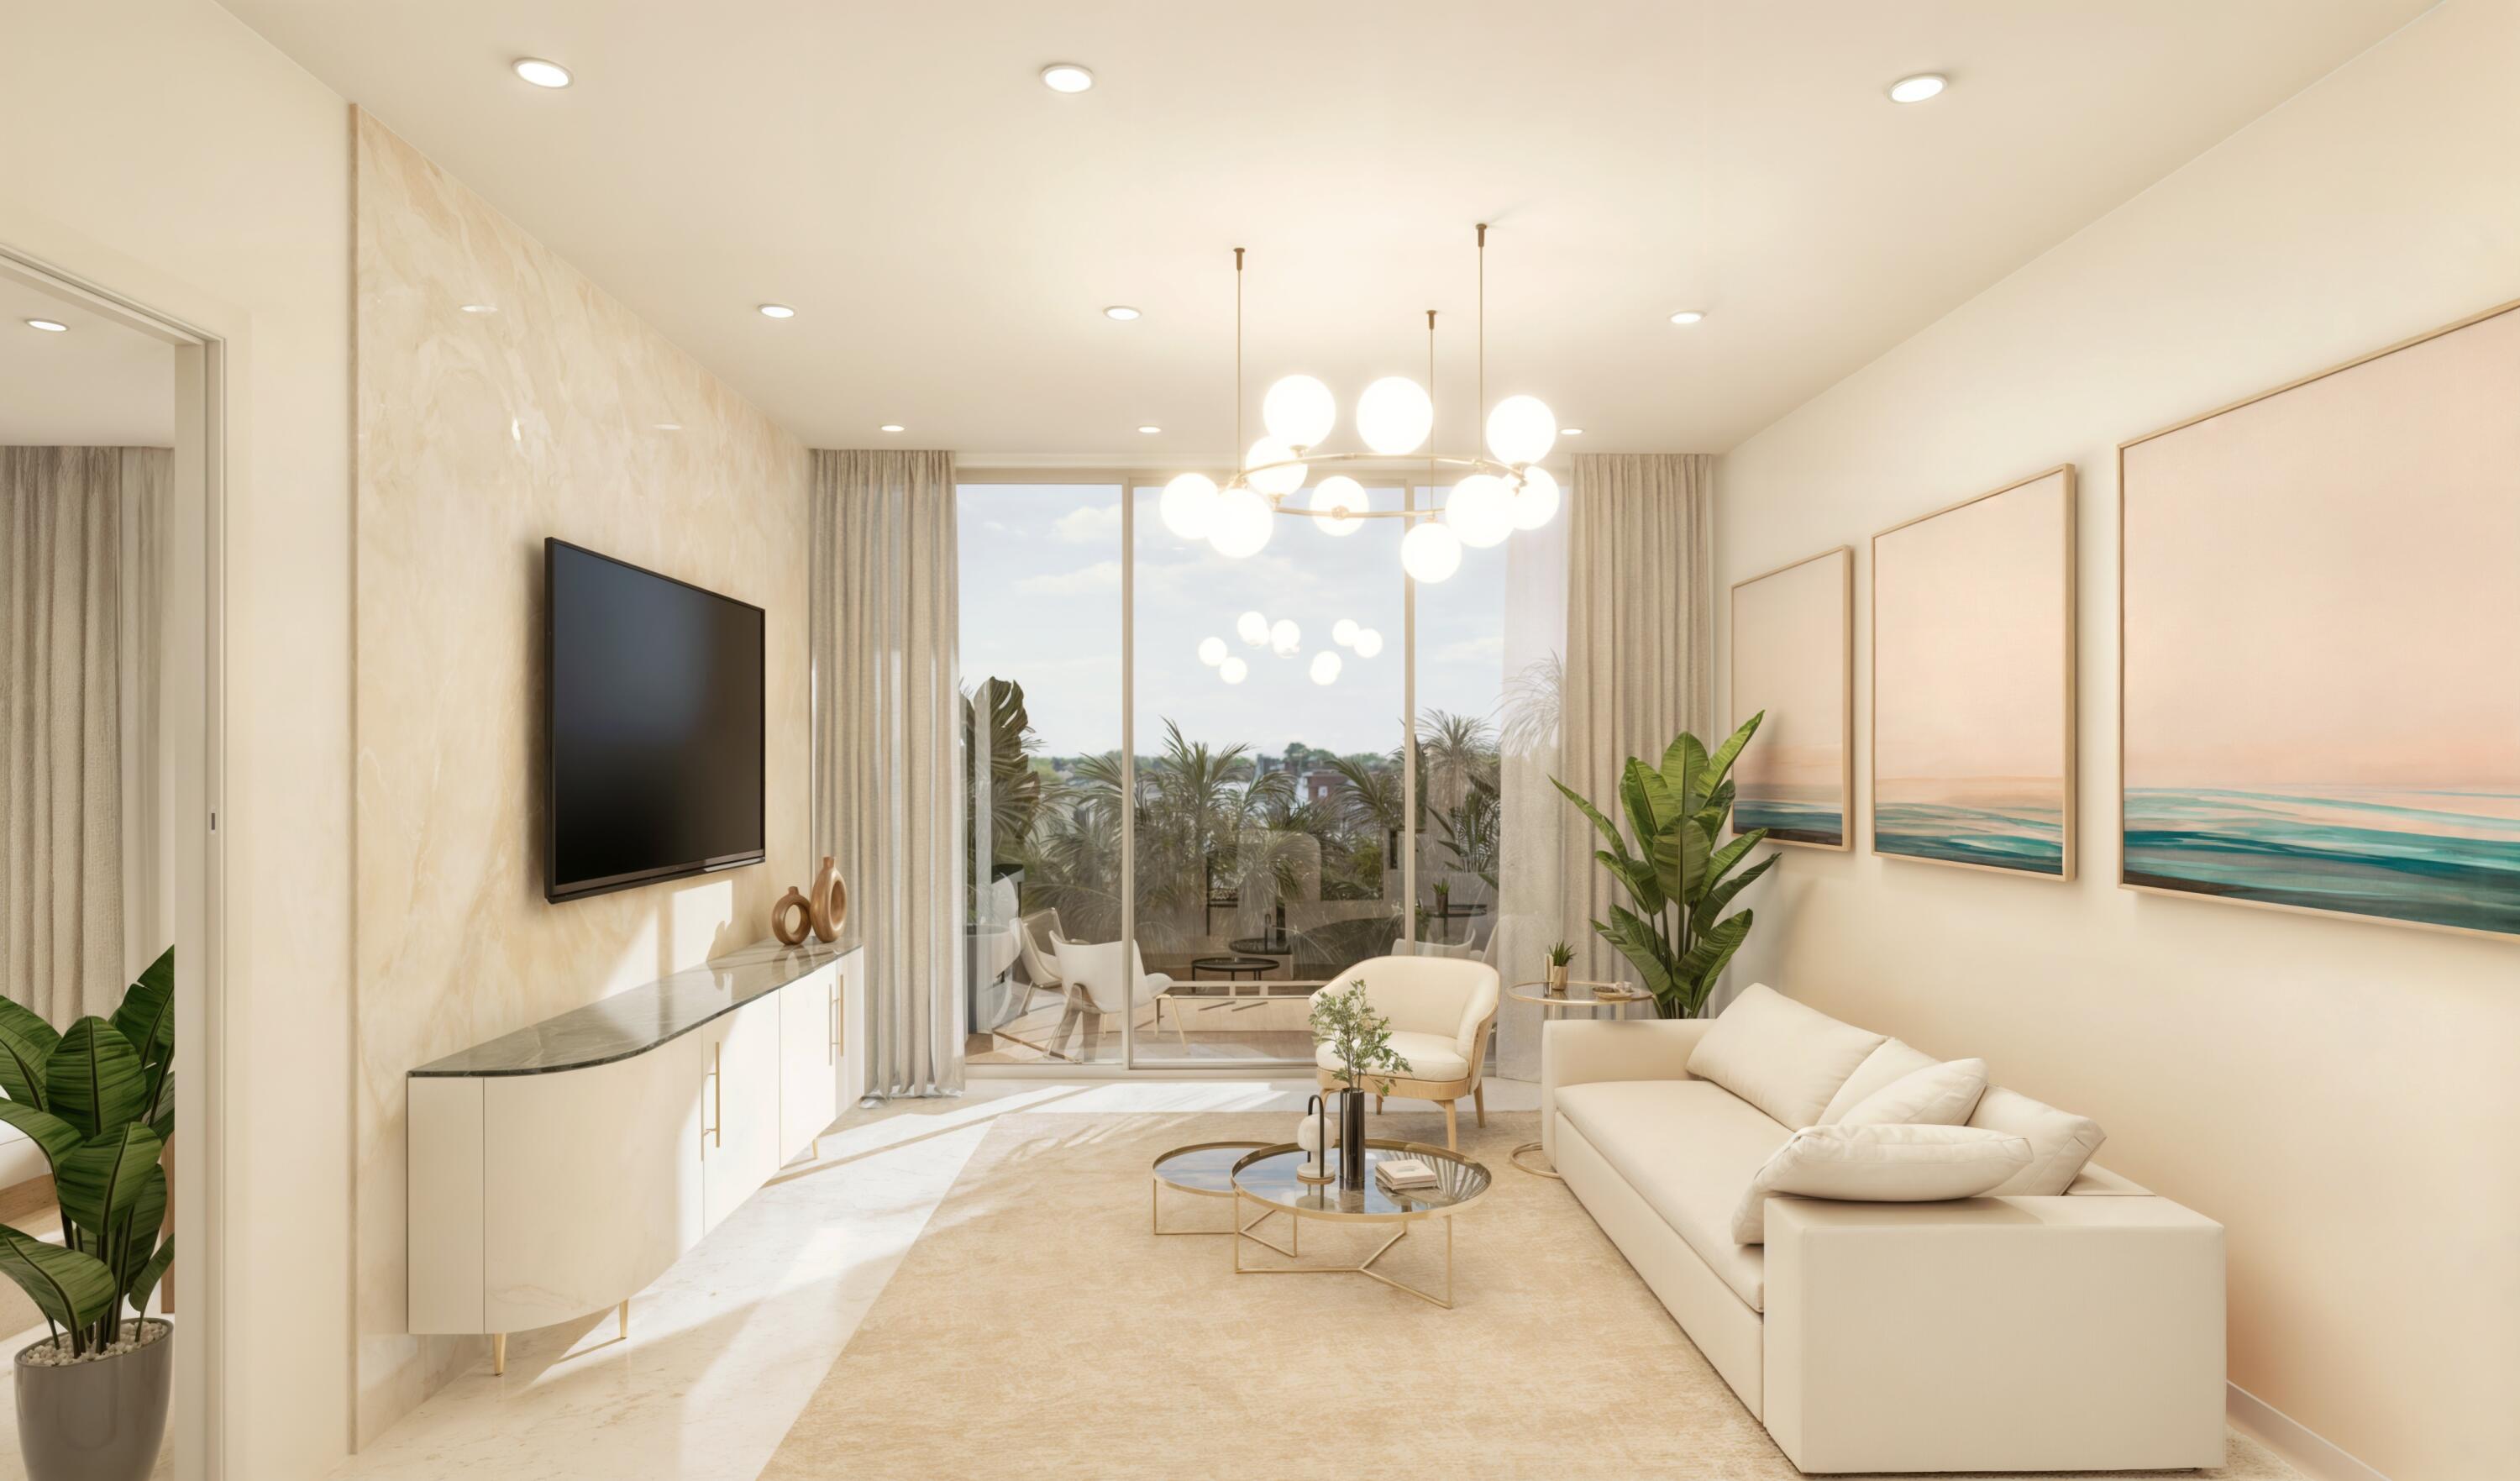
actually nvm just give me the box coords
[1495,452,1714,1078]
[3,446,168,1025]
[810,449,965,1099]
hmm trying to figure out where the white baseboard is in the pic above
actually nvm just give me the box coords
[2227,1384,2391,1481]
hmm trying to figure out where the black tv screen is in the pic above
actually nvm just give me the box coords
[545,539,765,901]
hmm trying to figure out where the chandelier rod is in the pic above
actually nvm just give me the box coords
[1476,222,1486,427]
[1426,307,1437,513]
[1233,246,1245,460]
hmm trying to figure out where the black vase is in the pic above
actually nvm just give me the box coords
[1339,1087,1368,1191]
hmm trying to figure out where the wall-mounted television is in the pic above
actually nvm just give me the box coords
[544,539,765,902]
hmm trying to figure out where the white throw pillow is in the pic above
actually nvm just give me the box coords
[1817,1037,1938,1122]
[1685,983,1886,1131]
[1967,1086,2107,1195]
[1730,1124,2033,1244]
[1836,1057,1989,1128]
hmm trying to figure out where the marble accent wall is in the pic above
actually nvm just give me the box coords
[351,113,812,1443]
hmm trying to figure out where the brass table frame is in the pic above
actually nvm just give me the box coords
[1227,1139,1489,1309]
[1506,981,1651,1179]
[1151,1140,1297,1256]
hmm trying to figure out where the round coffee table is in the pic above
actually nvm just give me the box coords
[1228,1138,1490,1308]
[1150,1141,1295,1253]
[1506,980,1653,1179]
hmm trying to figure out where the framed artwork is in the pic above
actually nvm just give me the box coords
[2119,299,2520,938]
[1872,465,2076,878]
[1731,547,1852,849]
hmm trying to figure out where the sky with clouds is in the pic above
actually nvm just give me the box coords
[960,481,1509,758]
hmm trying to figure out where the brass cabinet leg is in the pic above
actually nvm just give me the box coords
[491,1332,507,1376]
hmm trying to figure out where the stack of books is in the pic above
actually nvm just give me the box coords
[1374,1157,1441,1193]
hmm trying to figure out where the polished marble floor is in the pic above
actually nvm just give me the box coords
[327,1076,1545,1480]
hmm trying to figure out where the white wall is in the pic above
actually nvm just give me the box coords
[0,2,355,1477]
[1714,5,2519,1478]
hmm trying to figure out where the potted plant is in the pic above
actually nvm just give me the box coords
[1551,714,1777,1019]
[1545,940,1576,994]
[0,949,176,1481]
[1308,980,1411,1191]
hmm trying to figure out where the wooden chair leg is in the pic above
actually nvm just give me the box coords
[1473,1082,1487,1127]
[1051,1000,1081,1059]
[1375,1095,1385,1115]
[1441,1099,1459,1150]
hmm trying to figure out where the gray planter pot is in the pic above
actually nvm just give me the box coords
[13,1321,171,1481]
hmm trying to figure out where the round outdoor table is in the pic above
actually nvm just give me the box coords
[1190,956,1276,981]
[1506,980,1652,1179]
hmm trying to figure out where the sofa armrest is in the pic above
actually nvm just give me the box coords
[1539,1018,1709,1158]
[1762,1194,2225,1474]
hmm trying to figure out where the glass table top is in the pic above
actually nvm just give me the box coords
[1231,1140,1491,1220]
[1151,1141,1270,1195]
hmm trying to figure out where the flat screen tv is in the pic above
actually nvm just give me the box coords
[544,539,765,901]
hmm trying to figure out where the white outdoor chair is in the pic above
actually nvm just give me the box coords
[1049,938,1182,1058]
[1312,953,1500,1149]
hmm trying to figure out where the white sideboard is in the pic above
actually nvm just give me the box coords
[408,938,864,1365]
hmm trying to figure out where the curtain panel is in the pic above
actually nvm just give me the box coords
[810,449,966,1098]
[2,446,168,1025]
[1494,452,1714,1078]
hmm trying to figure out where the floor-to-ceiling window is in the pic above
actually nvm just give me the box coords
[958,470,1516,1071]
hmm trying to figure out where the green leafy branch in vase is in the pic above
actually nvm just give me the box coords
[0,948,176,1358]
[1551,713,1777,1019]
[1308,979,1412,1095]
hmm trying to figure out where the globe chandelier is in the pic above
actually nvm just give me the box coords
[1156,224,1562,584]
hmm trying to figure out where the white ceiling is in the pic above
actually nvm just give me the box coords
[221,0,2433,457]
[0,279,175,446]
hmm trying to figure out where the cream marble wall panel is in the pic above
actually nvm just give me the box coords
[476,1034,710,1336]
[351,112,812,1442]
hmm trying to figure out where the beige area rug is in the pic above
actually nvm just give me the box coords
[764,1111,2297,1480]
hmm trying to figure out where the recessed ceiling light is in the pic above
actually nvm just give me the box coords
[24,318,68,333]
[1137,425,1162,435]
[459,303,497,315]
[880,423,906,433]
[1669,310,1705,326]
[1040,63,1095,94]
[1887,73,1947,104]
[1104,305,1141,321]
[758,303,795,319]
[1559,427,1584,437]
[512,57,572,89]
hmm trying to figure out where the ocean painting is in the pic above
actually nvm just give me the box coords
[2121,301,2520,937]
[1731,549,1851,849]
[1872,468,2074,878]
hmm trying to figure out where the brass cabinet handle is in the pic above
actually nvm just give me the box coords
[701,1040,722,1152]
[828,975,839,1064]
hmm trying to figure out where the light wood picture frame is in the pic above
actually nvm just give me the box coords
[1730,547,1854,850]
[2118,298,2520,938]
[1871,465,2077,880]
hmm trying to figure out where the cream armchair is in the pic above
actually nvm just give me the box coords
[1311,954,1499,1149]
[1050,938,1182,1058]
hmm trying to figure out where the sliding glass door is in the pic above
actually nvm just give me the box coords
[958,472,1509,1072]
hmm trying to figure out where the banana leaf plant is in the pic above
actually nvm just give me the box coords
[1551,715,1777,1019]
[0,948,175,1358]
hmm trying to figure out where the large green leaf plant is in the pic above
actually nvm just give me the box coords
[0,948,175,1358]
[1551,715,1778,1019]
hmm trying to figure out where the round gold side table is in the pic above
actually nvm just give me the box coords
[1506,980,1652,1179]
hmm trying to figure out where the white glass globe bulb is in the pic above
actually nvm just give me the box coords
[1245,437,1306,498]
[1509,465,1562,531]
[1352,628,1385,658]
[1309,475,1368,537]
[1401,522,1463,583]
[1219,656,1249,685]
[1484,394,1557,466]
[1269,618,1301,655]
[1197,636,1228,666]
[1210,486,1274,558]
[1356,376,1434,455]
[1262,375,1336,450]
[1309,651,1342,685]
[1236,610,1271,647]
[1445,474,1514,549]
[1158,471,1219,539]
[1331,617,1360,647]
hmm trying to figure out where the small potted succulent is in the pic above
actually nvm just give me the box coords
[1309,979,1411,1192]
[0,949,176,1481]
[1546,940,1576,994]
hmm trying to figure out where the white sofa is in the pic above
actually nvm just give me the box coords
[1541,990,2225,1475]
